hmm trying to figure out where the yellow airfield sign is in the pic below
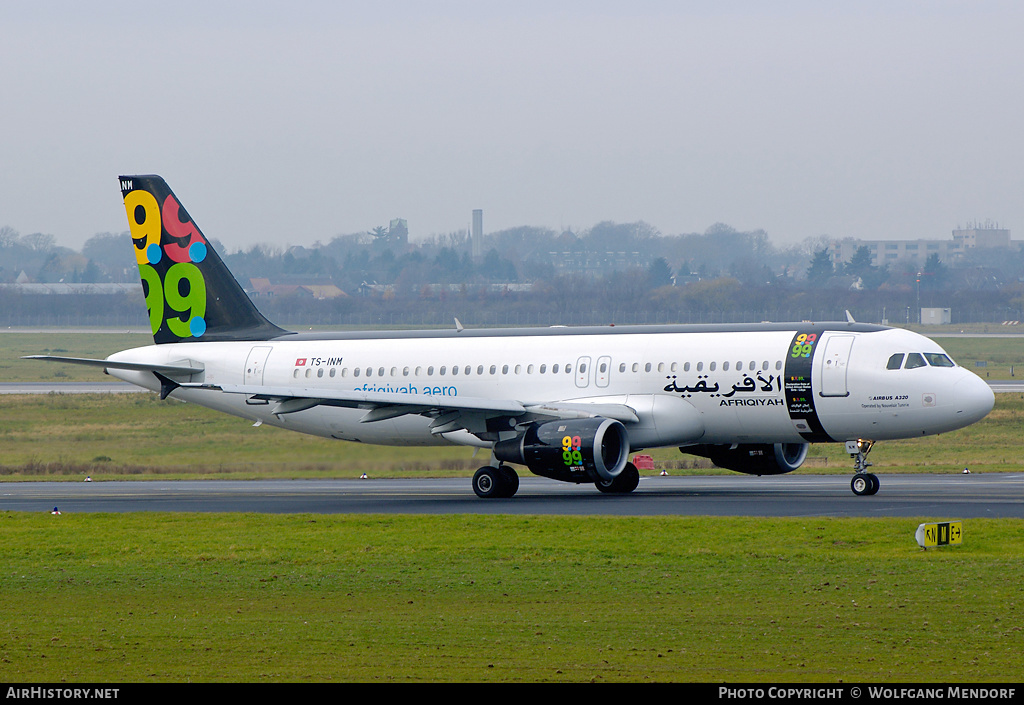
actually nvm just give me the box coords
[915,521,963,548]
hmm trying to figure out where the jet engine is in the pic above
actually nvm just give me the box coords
[682,442,809,475]
[494,417,630,484]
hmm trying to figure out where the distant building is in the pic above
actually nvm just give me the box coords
[921,307,952,325]
[547,251,645,275]
[472,209,483,261]
[247,278,347,299]
[830,222,1016,269]
[0,282,142,295]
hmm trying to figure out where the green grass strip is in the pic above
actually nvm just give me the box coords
[1,512,1021,682]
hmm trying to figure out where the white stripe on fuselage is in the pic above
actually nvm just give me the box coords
[104,325,993,448]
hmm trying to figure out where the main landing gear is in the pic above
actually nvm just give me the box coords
[472,464,520,498]
[846,439,879,496]
[472,461,642,498]
[595,462,640,494]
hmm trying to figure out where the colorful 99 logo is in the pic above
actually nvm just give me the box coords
[562,435,583,467]
[790,333,817,358]
[124,189,208,338]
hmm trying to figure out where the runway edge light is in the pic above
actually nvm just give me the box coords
[915,521,963,549]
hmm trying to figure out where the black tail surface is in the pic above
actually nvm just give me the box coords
[119,175,288,344]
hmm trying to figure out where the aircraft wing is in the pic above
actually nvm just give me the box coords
[191,383,641,435]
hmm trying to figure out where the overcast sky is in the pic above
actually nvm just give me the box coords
[2,1,1022,252]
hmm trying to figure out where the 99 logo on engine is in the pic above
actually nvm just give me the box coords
[562,435,583,467]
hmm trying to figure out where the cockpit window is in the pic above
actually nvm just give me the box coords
[925,352,955,367]
[886,353,905,370]
[904,352,927,369]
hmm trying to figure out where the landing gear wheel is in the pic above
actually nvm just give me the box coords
[473,466,501,498]
[473,465,519,498]
[498,464,519,498]
[596,462,640,494]
[851,473,879,496]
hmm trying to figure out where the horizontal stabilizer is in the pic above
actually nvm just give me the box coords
[23,355,203,377]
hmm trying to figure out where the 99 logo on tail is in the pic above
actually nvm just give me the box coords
[124,189,208,338]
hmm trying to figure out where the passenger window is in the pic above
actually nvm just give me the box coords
[489,365,496,375]
[723,361,730,371]
[440,366,447,375]
[553,364,560,373]
[904,353,927,369]
[317,368,324,378]
[887,354,905,370]
[540,364,547,374]
[925,353,955,367]
[329,368,336,378]
[477,365,484,375]
[451,366,458,375]
[645,363,652,372]
[619,363,626,373]
[632,363,639,373]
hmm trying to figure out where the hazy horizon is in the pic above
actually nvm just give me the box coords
[2,1,1022,251]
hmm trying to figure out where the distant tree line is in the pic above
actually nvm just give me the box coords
[2,221,1023,327]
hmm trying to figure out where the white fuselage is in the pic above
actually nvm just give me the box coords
[104,324,995,452]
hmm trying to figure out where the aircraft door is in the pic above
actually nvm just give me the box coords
[819,334,854,397]
[595,355,611,388]
[245,346,273,385]
[575,356,592,388]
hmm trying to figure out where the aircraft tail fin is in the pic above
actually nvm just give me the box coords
[119,175,289,344]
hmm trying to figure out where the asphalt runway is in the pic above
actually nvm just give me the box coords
[3,473,1021,518]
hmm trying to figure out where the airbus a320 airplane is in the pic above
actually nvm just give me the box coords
[28,176,995,498]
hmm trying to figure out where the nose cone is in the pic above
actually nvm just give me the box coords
[953,373,995,427]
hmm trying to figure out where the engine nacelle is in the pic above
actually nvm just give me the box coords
[494,418,630,484]
[682,442,809,475]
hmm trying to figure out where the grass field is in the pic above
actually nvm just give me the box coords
[1,512,1021,682]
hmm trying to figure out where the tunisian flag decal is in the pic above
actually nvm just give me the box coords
[295,358,307,366]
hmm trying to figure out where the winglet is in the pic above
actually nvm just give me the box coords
[845,310,856,323]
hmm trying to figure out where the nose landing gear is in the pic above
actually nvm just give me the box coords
[847,439,879,496]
